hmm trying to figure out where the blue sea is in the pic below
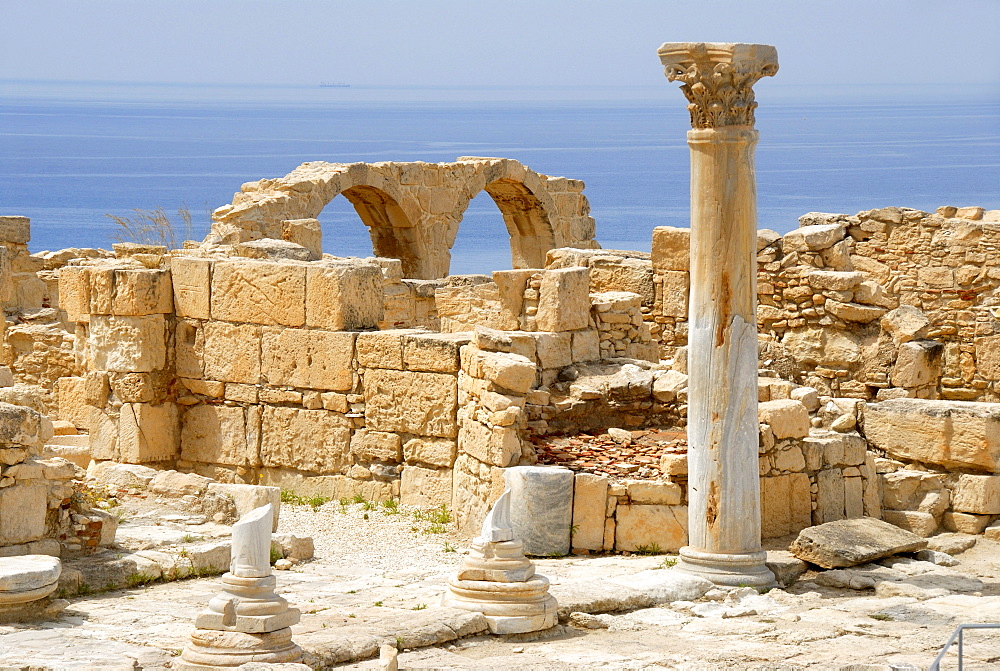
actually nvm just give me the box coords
[1,81,998,275]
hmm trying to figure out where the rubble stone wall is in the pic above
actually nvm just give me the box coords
[209,158,600,279]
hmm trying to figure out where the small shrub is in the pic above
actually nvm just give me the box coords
[382,499,399,514]
[869,613,893,621]
[443,542,456,553]
[352,494,366,504]
[634,543,663,556]
[362,501,377,511]
[661,556,678,568]
[412,604,427,611]
[425,523,446,534]
[374,600,384,607]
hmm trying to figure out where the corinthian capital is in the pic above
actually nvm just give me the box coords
[658,42,778,129]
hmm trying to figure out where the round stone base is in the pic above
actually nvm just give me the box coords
[175,627,303,669]
[675,546,776,588]
[442,574,559,634]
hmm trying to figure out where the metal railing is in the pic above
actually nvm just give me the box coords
[930,623,1000,670]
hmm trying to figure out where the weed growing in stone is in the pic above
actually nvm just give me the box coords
[869,612,893,621]
[374,600,384,607]
[634,543,663,555]
[443,542,456,553]
[412,604,427,610]
[382,499,399,514]
[362,501,377,511]
[661,556,678,568]
[352,494,366,504]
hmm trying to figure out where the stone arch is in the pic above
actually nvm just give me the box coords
[456,160,560,270]
[337,184,423,278]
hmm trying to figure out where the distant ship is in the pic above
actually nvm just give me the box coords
[319,82,350,88]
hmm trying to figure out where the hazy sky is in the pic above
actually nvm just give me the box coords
[3,0,999,95]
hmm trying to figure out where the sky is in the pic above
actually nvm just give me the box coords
[2,0,999,99]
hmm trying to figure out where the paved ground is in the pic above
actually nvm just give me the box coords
[3,497,1000,669]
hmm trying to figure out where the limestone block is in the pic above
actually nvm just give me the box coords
[56,376,89,429]
[652,370,688,403]
[976,334,1000,380]
[204,483,279,531]
[880,306,930,345]
[951,474,1000,514]
[175,321,204,379]
[626,481,682,505]
[202,322,261,384]
[506,466,574,556]
[59,266,90,322]
[0,216,30,245]
[170,256,212,319]
[400,465,452,508]
[571,473,608,551]
[844,476,864,518]
[651,226,690,271]
[789,517,926,568]
[349,429,402,463]
[305,262,383,330]
[614,504,688,553]
[459,419,521,468]
[781,327,860,367]
[461,347,536,395]
[589,256,654,307]
[782,223,844,252]
[659,452,687,476]
[88,409,118,461]
[492,269,535,328]
[356,329,423,370]
[805,270,863,291]
[119,402,178,463]
[790,386,820,412]
[814,468,845,524]
[571,329,600,363]
[536,267,590,332]
[281,219,322,258]
[658,270,690,318]
[772,445,806,472]
[181,404,259,467]
[260,406,351,473]
[88,315,166,373]
[535,332,572,370]
[942,512,991,535]
[917,266,954,288]
[882,510,938,537]
[864,398,1000,471]
[758,400,809,439]
[403,437,457,468]
[0,484,45,545]
[760,473,812,539]
[261,327,355,391]
[364,369,457,438]
[824,300,886,323]
[402,332,470,373]
[211,260,306,326]
[110,269,173,316]
[891,340,942,388]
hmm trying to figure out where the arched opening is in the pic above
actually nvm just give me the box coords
[448,190,519,275]
[451,178,556,274]
[315,185,421,277]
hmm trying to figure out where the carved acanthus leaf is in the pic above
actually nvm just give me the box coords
[658,43,778,129]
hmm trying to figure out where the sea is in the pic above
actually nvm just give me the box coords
[1,80,998,275]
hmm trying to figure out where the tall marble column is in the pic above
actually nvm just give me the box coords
[658,42,778,587]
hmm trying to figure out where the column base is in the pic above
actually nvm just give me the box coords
[676,546,776,588]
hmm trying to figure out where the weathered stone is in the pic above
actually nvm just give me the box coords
[975,334,1000,381]
[758,399,810,439]
[202,322,261,384]
[181,404,259,467]
[760,473,812,538]
[211,260,306,326]
[0,485,46,545]
[459,419,521,468]
[206,483,280,531]
[461,347,535,395]
[150,470,212,497]
[402,332,470,373]
[764,551,807,587]
[364,369,457,438]
[864,398,1000,471]
[782,223,845,252]
[651,226,690,271]
[305,262,383,330]
[399,465,452,508]
[789,517,927,569]
[536,267,590,332]
[614,505,687,553]
[652,370,688,403]
[261,328,355,391]
[402,437,456,468]
[349,429,402,463]
[571,473,608,552]
[880,305,930,344]
[170,256,212,319]
[658,271,690,318]
[891,340,942,388]
[88,315,166,373]
[260,407,351,472]
[119,403,178,463]
[882,510,938,537]
[506,466,574,556]
[951,474,1000,514]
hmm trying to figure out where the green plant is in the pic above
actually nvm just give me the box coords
[443,542,456,553]
[347,589,357,594]
[181,534,203,543]
[634,543,662,556]
[352,494,366,504]
[362,501,377,511]
[374,600,384,607]
[661,556,678,568]
[382,499,399,514]
[339,497,352,506]
[869,613,893,621]
[363,513,369,520]
[125,572,157,588]
[270,543,283,565]
[425,523,446,534]
[396,636,404,648]
[412,604,427,611]
[569,524,579,537]
[107,205,195,250]
[348,613,356,618]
